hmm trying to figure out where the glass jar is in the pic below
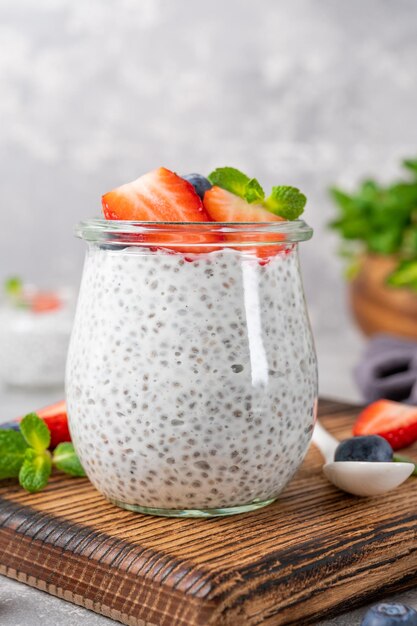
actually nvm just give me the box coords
[66,219,318,517]
[0,287,74,389]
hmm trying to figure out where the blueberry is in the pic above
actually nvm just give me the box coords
[361,602,417,626]
[334,435,393,462]
[182,173,212,200]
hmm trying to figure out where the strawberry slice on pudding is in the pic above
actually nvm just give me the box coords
[102,167,218,252]
[102,167,210,222]
[203,186,284,222]
[203,186,285,259]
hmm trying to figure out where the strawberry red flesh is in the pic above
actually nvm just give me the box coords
[102,167,219,253]
[102,167,211,222]
[30,292,61,313]
[353,399,417,450]
[23,400,70,449]
[203,186,285,259]
[203,186,284,223]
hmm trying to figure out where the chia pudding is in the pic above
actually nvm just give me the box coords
[66,226,318,516]
[0,289,73,388]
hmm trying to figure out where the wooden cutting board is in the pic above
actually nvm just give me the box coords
[0,398,416,626]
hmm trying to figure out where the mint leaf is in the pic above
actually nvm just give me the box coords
[402,227,417,256]
[386,259,417,291]
[20,413,50,452]
[403,158,417,177]
[329,188,356,213]
[5,276,23,298]
[208,167,265,204]
[368,228,403,255]
[53,443,86,477]
[0,430,28,479]
[329,162,417,289]
[393,454,417,476]
[245,178,265,203]
[208,167,250,196]
[19,448,52,493]
[207,166,309,219]
[264,186,307,219]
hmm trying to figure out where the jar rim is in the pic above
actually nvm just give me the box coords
[76,217,313,245]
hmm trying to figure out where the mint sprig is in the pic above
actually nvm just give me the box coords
[386,259,417,291]
[4,276,23,298]
[208,167,265,204]
[207,166,306,219]
[0,412,85,493]
[20,412,51,452]
[4,276,30,310]
[53,442,86,477]
[0,431,28,479]
[19,448,52,493]
[245,178,265,203]
[329,157,417,292]
[264,186,307,220]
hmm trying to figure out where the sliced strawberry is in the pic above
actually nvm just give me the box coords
[203,186,284,222]
[34,400,70,449]
[30,292,61,313]
[353,399,417,450]
[102,167,210,222]
[203,186,286,259]
[102,167,220,253]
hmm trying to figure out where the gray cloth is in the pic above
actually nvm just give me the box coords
[354,334,417,404]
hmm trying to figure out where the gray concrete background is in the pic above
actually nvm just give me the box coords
[1,0,417,624]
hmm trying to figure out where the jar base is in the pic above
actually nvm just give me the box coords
[108,497,276,518]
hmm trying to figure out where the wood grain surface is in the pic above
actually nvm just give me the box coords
[0,398,416,626]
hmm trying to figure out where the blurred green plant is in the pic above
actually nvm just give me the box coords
[329,158,417,291]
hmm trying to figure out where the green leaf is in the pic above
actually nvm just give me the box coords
[53,442,86,477]
[403,158,417,176]
[208,167,250,196]
[329,188,356,214]
[0,430,28,479]
[5,276,23,298]
[401,226,417,256]
[245,178,265,203]
[367,228,403,255]
[20,413,50,452]
[328,161,417,286]
[208,167,265,204]
[393,453,417,476]
[264,186,307,220]
[19,449,52,493]
[386,259,417,291]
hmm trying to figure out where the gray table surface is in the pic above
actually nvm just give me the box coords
[0,331,416,626]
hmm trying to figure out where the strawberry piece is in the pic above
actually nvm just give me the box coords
[34,400,70,449]
[353,399,417,450]
[102,167,220,253]
[30,292,61,313]
[203,186,285,259]
[2,400,70,449]
[203,186,284,222]
[102,167,210,222]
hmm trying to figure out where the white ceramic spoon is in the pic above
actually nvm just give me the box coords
[312,420,415,497]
